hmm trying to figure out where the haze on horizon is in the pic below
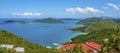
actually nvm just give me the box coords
[0,0,120,18]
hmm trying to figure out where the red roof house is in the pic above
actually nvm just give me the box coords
[57,44,77,51]
[57,42,102,53]
[57,45,69,51]
[69,44,76,49]
[82,42,102,53]
[81,44,91,52]
[87,42,102,51]
[81,44,98,53]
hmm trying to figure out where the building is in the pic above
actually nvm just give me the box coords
[14,47,24,53]
[0,44,14,49]
[87,42,102,51]
[82,42,102,53]
[57,44,79,51]
[57,45,70,51]
[57,42,102,53]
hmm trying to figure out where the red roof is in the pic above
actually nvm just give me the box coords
[82,44,98,52]
[69,44,76,49]
[57,42,102,53]
[87,42,102,51]
[58,45,68,51]
[81,44,91,52]
[57,44,77,51]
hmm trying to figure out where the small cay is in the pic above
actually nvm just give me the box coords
[33,17,65,23]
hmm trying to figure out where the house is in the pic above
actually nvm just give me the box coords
[87,42,102,51]
[82,42,102,53]
[0,44,25,53]
[57,42,102,53]
[81,44,98,53]
[57,44,79,51]
[81,44,91,52]
[57,45,69,51]
[14,47,24,53]
[0,44,14,49]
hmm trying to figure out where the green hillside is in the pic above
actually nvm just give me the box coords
[33,18,64,23]
[84,20,118,32]
[70,27,120,52]
[69,19,120,52]
[70,20,119,33]
[76,17,104,25]
[112,18,120,25]
[0,30,59,53]
[71,28,118,43]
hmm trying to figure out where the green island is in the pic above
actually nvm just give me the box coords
[4,20,16,23]
[33,18,64,23]
[3,20,29,24]
[18,20,29,24]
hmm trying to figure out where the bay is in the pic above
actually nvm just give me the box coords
[0,18,83,48]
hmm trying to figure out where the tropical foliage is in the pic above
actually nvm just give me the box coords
[70,20,119,33]
[70,25,120,52]
[76,17,105,25]
[0,30,59,53]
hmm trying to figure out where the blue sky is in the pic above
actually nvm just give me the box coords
[0,0,120,18]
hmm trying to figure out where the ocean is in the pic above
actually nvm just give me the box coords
[0,18,83,48]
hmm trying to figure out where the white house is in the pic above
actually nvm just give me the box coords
[14,47,24,53]
[0,44,14,49]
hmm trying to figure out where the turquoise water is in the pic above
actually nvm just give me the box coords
[0,19,82,48]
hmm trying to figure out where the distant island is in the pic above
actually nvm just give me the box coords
[33,17,65,23]
[2,18,65,24]
[60,18,80,20]
[18,20,29,24]
[4,20,16,23]
[3,20,29,24]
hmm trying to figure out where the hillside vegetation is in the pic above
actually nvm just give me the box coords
[76,17,105,25]
[0,30,59,53]
[70,27,120,52]
[70,20,119,33]
[71,28,118,43]
[68,17,120,52]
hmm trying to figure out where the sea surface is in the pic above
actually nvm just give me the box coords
[0,18,83,48]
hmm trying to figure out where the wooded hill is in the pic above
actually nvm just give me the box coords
[70,20,119,33]
[0,30,59,53]
[68,17,120,52]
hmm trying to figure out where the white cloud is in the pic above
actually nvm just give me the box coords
[107,3,120,10]
[66,8,75,14]
[34,12,41,16]
[12,12,42,16]
[66,7,104,14]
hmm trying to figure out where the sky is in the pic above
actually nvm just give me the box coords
[0,0,120,18]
